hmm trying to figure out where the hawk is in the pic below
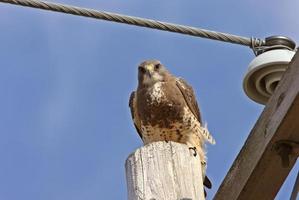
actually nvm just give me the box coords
[129,60,215,192]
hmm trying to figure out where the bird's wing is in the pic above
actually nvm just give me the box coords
[176,78,215,144]
[129,91,143,141]
[176,78,202,122]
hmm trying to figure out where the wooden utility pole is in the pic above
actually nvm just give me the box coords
[125,141,205,200]
[214,51,299,199]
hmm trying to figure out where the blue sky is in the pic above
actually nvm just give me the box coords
[0,0,298,199]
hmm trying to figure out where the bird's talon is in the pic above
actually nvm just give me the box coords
[189,147,197,157]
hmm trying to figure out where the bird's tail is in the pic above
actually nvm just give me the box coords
[203,175,212,197]
[204,175,212,189]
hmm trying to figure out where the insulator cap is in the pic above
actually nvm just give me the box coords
[265,36,296,49]
[243,36,296,105]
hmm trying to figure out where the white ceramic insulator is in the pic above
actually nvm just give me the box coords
[243,49,296,104]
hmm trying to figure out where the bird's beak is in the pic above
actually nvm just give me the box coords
[145,64,154,78]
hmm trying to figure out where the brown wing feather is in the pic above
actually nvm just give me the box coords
[129,91,143,140]
[176,78,216,145]
[176,78,202,123]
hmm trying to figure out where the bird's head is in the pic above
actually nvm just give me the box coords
[137,60,169,86]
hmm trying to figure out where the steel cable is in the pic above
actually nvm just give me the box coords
[0,0,265,47]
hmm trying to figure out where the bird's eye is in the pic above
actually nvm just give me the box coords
[154,63,161,70]
[138,66,146,73]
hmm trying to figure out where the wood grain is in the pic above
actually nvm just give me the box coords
[125,141,205,200]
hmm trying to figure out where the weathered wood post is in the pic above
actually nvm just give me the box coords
[125,141,205,200]
[214,49,299,200]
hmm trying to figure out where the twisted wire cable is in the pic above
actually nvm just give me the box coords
[0,0,265,47]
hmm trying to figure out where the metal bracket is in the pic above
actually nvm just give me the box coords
[253,36,296,56]
[273,140,299,168]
